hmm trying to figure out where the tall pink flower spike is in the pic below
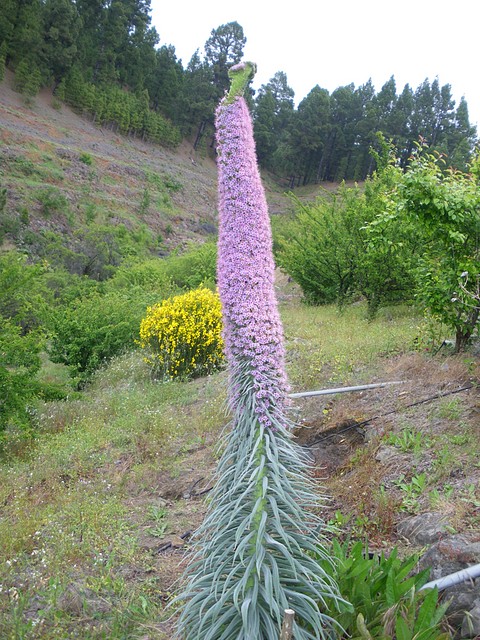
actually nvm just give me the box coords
[174,62,340,640]
[216,62,289,427]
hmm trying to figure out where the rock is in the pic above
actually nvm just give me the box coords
[396,512,451,545]
[461,599,480,638]
[375,445,398,463]
[418,533,480,638]
[419,534,480,578]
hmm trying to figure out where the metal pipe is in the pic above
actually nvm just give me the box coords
[288,381,405,399]
[419,563,480,592]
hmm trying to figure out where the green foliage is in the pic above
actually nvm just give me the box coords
[254,76,476,184]
[0,251,50,331]
[317,541,450,639]
[0,40,6,81]
[63,68,181,148]
[35,186,68,217]
[393,473,429,513]
[13,58,42,103]
[139,186,151,215]
[0,252,54,440]
[139,287,224,381]
[280,141,479,340]
[49,290,155,386]
[384,428,432,455]
[0,186,6,213]
[278,156,417,314]
[40,0,80,84]
[0,318,43,437]
[163,241,217,290]
[110,241,217,293]
[394,147,480,350]
[79,151,93,165]
[22,225,153,281]
[0,186,7,243]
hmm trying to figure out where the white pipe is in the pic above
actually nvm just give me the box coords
[419,563,480,592]
[288,381,405,399]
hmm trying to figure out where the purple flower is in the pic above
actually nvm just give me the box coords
[216,93,289,422]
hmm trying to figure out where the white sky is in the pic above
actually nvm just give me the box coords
[150,0,480,131]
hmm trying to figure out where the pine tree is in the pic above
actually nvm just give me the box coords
[9,0,43,69]
[0,0,16,60]
[204,21,246,98]
[14,57,42,103]
[41,0,81,86]
[254,71,295,168]
[447,96,477,170]
[145,44,183,120]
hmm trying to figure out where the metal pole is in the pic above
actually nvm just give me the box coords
[288,381,405,399]
[419,563,480,592]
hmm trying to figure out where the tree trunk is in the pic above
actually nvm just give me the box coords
[193,120,206,151]
[455,308,480,352]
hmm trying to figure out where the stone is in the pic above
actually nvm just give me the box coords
[375,445,398,463]
[461,599,480,638]
[419,534,480,578]
[418,533,480,638]
[396,512,451,545]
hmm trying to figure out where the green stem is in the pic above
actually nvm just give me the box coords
[246,422,267,591]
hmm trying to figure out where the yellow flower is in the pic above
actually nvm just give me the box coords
[139,287,225,380]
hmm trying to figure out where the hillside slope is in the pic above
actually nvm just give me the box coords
[0,71,221,255]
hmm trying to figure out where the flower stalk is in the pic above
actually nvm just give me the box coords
[175,62,340,640]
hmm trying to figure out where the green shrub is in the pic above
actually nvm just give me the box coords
[107,258,176,294]
[317,540,450,639]
[163,241,217,290]
[139,287,225,380]
[35,186,68,217]
[397,149,480,351]
[0,318,43,437]
[0,251,50,331]
[277,146,418,315]
[109,241,217,293]
[49,290,155,386]
[79,152,93,166]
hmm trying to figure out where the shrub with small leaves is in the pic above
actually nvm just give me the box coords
[139,287,225,380]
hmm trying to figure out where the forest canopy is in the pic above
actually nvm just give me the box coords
[0,1,477,182]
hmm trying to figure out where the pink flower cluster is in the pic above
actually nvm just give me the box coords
[216,95,289,424]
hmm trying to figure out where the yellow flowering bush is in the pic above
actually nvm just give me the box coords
[139,287,225,380]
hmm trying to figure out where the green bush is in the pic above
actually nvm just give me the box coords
[0,251,51,331]
[109,241,217,293]
[79,152,93,166]
[318,541,450,639]
[277,161,418,315]
[0,318,43,437]
[163,241,217,290]
[35,186,68,218]
[49,290,156,386]
[397,149,480,351]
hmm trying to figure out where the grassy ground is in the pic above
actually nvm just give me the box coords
[0,300,478,638]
